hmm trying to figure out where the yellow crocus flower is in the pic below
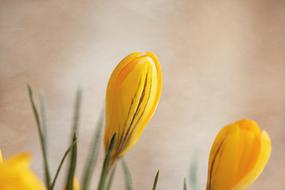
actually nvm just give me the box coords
[104,51,162,159]
[206,119,271,190]
[0,150,45,190]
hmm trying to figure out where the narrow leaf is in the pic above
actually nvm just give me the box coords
[51,141,76,189]
[97,134,116,190]
[66,89,82,190]
[121,159,132,190]
[183,178,188,190]
[28,85,51,189]
[152,170,160,190]
[106,165,117,190]
[81,110,104,190]
[189,155,198,190]
[39,89,48,147]
[28,85,41,128]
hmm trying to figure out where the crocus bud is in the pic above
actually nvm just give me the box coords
[206,119,271,190]
[104,51,162,160]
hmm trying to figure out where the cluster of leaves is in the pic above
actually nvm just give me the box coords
[28,86,198,190]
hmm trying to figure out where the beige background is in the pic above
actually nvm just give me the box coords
[1,0,285,189]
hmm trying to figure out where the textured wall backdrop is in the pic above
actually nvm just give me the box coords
[1,0,285,189]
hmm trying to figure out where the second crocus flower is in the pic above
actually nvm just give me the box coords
[206,119,271,190]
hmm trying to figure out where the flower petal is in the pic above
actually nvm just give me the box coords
[234,131,271,189]
[0,153,45,190]
[0,149,3,163]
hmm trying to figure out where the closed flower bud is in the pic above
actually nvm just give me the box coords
[104,51,162,160]
[206,119,271,190]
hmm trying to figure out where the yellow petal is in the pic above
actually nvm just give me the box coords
[4,152,32,167]
[234,121,261,182]
[233,131,271,189]
[0,153,45,190]
[104,51,162,160]
[0,149,3,163]
[73,177,80,190]
[207,125,241,190]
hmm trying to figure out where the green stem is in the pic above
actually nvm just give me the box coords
[97,134,116,190]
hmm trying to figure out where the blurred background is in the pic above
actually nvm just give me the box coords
[1,0,285,189]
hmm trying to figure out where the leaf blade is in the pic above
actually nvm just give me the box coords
[121,159,133,190]
[81,111,104,190]
[152,170,160,190]
[189,154,198,190]
[66,89,82,190]
[183,178,188,190]
[106,165,117,190]
[51,141,77,189]
[28,85,51,189]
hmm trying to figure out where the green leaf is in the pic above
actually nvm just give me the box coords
[183,178,188,190]
[66,89,82,190]
[39,89,48,148]
[28,85,41,130]
[28,85,51,189]
[51,141,76,189]
[106,165,117,190]
[189,154,198,190]
[152,170,160,190]
[121,159,133,190]
[97,134,116,190]
[81,111,104,190]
